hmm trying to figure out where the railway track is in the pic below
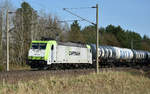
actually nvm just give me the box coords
[0,67,150,84]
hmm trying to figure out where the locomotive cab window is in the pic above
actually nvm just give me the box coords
[31,43,39,49]
[39,43,47,49]
[31,43,47,49]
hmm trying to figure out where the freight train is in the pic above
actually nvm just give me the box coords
[27,40,150,69]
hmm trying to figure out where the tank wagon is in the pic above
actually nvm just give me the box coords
[27,40,92,69]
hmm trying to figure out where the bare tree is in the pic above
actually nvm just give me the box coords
[0,0,14,69]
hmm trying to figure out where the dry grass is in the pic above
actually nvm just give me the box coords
[9,65,30,71]
[0,71,150,94]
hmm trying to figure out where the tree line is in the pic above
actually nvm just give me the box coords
[68,21,150,51]
[0,1,150,70]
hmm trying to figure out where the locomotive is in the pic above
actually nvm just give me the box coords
[27,40,150,69]
[27,40,92,69]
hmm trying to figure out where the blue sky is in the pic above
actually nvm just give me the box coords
[11,0,150,37]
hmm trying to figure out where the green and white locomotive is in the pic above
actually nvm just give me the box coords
[27,40,93,69]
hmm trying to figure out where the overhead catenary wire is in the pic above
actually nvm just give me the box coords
[63,8,96,25]
[64,7,95,10]
[58,19,84,23]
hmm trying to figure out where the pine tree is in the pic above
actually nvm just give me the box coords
[69,20,85,43]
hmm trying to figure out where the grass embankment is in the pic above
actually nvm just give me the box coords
[1,71,150,94]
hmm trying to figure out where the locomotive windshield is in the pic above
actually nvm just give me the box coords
[31,43,47,49]
[32,43,39,49]
[39,43,47,49]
